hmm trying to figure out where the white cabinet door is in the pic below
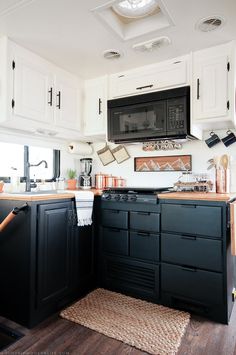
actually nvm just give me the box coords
[13,55,54,124]
[193,55,229,120]
[54,72,79,131]
[84,76,107,135]
[109,59,188,98]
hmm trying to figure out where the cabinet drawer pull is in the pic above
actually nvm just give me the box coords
[197,79,200,100]
[181,235,197,241]
[180,205,196,208]
[137,212,150,215]
[98,98,102,115]
[181,266,197,272]
[110,228,120,232]
[48,87,53,106]
[109,210,120,214]
[136,84,154,90]
[137,232,150,237]
[56,91,61,109]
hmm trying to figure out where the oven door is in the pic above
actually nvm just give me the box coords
[108,101,166,142]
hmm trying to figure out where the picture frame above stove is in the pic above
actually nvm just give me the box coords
[134,155,192,172]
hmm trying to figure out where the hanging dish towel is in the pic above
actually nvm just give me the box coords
[73,191,94,226]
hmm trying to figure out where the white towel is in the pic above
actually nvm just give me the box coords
[73,191,94,226]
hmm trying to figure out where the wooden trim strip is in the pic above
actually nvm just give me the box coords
[230,201,236,256]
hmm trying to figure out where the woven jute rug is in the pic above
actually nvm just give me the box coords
[60,288,190,355]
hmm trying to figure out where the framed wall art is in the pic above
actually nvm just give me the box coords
[134,155,192,172]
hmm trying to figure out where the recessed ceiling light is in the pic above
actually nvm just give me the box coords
[112,0,159,19]
[103,49,123,59]
[196,16,225,32]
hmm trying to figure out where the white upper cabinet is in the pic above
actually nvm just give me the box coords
[0,37,82,139]
[83,76,107,136]
[12,54,54,125]
[54,69,80,131]
[192,42,235,129]
[109,56,189,99]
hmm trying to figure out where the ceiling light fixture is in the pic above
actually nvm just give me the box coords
[112,0,159,19]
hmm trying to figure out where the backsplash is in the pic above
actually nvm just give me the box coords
[91,130,236,191]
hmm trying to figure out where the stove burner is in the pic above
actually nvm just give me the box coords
[101,187,172,204]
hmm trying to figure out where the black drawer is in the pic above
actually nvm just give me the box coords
[162,263,223,305]
[102,227,129,256]
[130,231,159,262]
[130,211,160,233]
[161,204,222,238]
[161,233,222,272]
[102,209,128,229]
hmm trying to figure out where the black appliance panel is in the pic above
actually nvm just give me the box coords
[109,101,166,142]
[108,86,192,143]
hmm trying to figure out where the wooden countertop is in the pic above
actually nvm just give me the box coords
[158,192,236,202]
[0,188,102,201]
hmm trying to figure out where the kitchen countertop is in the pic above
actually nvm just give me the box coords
[158,192,236,202]
[0,188,102,201]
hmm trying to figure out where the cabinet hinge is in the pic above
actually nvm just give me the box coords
[12,60,15,70]
[227,62,230,71]
[227,101,230,110]
[11,99,15,109]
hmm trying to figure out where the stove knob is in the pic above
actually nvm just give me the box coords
[103,193,111,200]
[114,194,121,201]
[130,195,137,202]
[122,194,128,201]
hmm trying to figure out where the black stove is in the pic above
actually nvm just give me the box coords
[101,187,172,204]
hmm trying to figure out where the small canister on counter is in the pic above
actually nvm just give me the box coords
[105,174,113,188]
[115,177,123,187]
[95,173,105,190]
[112,176,118,187]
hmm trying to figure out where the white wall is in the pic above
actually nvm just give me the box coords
[91,130,236,192]
[1,128,236,192]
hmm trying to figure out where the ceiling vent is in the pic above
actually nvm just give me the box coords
[197,16,225,32]
[132,36,171,52]
[103,49,122,59]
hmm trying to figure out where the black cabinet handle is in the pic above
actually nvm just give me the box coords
[181,235,197,241]
[48,87,53,106]
[181,266,197,272]
[197,79,200,100]
[180,205,196,208]
[136,84,153,90]
[137,212,150,215]
[110,228,120,232]
[98,98,102,115]
[110,210,120,214]
[56,91,61,109]
[137,232,150,237]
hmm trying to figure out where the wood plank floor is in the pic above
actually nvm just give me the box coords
[1,304,236,354]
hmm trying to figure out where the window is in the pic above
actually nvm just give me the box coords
[0,142,24,181]
[0,142,60,182]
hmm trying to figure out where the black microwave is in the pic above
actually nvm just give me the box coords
[107,86,195,143]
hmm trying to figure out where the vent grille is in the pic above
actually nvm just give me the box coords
[107,260,155,290]
[197,16,225,32]
[103,49,122,60]
[132,36,171,52]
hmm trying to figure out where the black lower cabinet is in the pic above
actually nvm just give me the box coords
[37,202,73,308]
[98,198,234,324]
[0,198,95,328]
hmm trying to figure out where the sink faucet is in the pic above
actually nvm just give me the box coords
[25,160,48,192]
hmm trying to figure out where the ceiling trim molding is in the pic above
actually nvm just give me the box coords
[0,0,35,18]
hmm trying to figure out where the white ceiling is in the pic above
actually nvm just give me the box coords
[0,0,235,79]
